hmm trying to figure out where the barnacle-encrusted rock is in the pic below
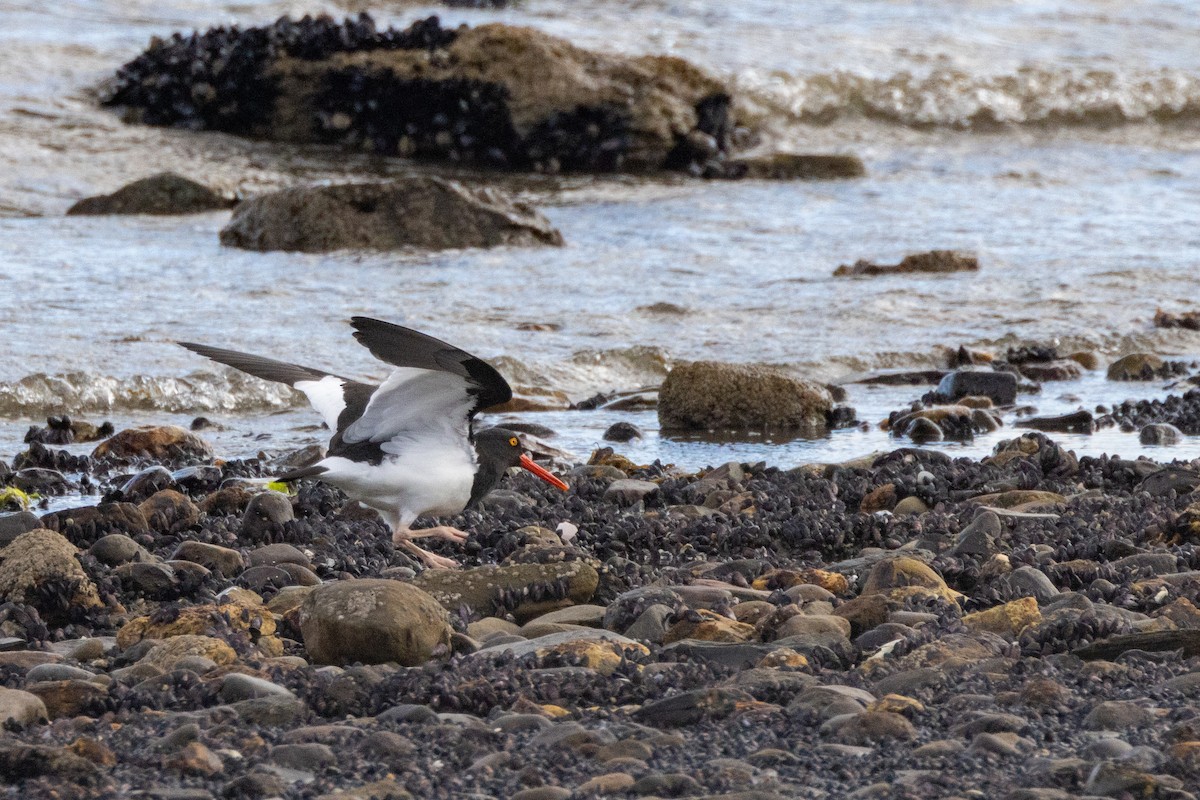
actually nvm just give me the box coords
[0,529,103,621]
[412,560,598,621]
[66,172,233,216]
[219,178,564,253]
[301,579,451,666]
[658,361,832,431]
[116,595,277,650]
[962,597,1041,637]
[139,634,238,670]
[663,609,757,644]
[861,557,957,603]
[92,425,214,462]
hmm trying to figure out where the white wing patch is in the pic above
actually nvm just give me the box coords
[294,375,347,431]
[344,367,474,445]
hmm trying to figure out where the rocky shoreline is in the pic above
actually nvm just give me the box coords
[2,416,1200,799]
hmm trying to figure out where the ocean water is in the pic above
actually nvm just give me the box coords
[0,0,1198,474]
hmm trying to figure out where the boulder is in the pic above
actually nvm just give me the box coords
[301,579,452,665]
[834,250,977,277]
[219,178,563,253]
[0,529,103,621]
[66,172,232,215]
[0,687,48,726]
[105,15,737,175]
[658,361,832,431]
[1107,353,1164,381]
[935,369,1017,405]
[92,425,213,462]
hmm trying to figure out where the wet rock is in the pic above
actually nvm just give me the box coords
[602,422,643,442]
[0,687,48,726]
[11,468,72,495]
[732,152,866,180]
[1016,410,1095,434]
[92,425,213,462]
[119,466,176,502]
[301,578,451,665]
[139,489,201,534]
[934,369,1017,405]
[1106,353,1165,381]
[66,172,232,215]
[413,560,598,621]
[834,249,977,277]
[221,178,563,253]
[0,529,104,621]
[1018,360,1083,382]
[1139,422,1183,445]
[658,361,832,431]
[114,562,178,596]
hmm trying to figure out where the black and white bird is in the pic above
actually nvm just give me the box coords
[180,316,568,569]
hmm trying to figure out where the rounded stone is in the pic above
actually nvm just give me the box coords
[301,579,452,666]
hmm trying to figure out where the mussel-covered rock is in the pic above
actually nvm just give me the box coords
[105,14,741,176]
[834,249,977,277]
[92,425,213,463]
[0,529,104,623]
[300,578,451,665]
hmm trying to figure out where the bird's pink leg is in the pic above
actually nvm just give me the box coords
[392,529,460,570]
[407,525,470,543]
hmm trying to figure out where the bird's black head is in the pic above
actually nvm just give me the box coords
[472,427,569,494]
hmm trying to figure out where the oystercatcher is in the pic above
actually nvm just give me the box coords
[180,316,568,569]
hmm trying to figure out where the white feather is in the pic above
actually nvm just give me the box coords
[343,367,473,445]
[294,375,347,431]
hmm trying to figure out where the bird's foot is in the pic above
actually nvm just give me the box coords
[392,531,460,569]
[408,525,470,543]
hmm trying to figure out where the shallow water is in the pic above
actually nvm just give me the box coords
[1,0,1199,472]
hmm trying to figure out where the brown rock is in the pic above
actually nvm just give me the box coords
[165,741,224,776]
[833,593,890,637]
[139,489,201,534]
[752,568,848,596]
[172,541,245,575]
[834,711,917,743]
[862,558,955,602]
[92,425,213,461]
[220,178,563,253]
[835,250,978,277]
[663,610,757,644]
[301,579,451,666]
[24,680,108,719]
[731,153,865,180]
[962,597,1041,637]
[0,687,48,726]
[117,595,276,650]
[0,529,103,621]
[43,503,150,543]
[859,484,897,513]
[140,635,237,670]
[970,489,1065,510]
[1107,353,1165,381]
[66,173,232,216]
[658,361,832,431]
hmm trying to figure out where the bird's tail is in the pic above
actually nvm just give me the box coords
[275,465,329,483]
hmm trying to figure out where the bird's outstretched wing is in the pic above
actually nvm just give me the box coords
[177,342,372,433]
[349,316,512,415]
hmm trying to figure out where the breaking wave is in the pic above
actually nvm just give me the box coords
[736,66,1200,129]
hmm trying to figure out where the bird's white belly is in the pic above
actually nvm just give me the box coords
[318,446,475,523]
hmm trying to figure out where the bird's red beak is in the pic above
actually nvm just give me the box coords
[519,453,569,491]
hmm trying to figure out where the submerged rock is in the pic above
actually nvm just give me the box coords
[66,173,232,216]
[219,178,563,253]
[729,153,866,180]
[92,425,214,462]
[834,250,978,277]
[658,361,832,431]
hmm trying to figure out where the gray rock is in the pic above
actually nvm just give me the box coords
[0,687,47,725]
[241,493,294,537]
[232,695,309,727]
[624,604,674,644]
[220,178,564,253]
[1082,700,1155,731]
[950,510,1001,557]
[301,579,451,666]
[89,533,149,566]
[1005,566,1059,602]
[603,422,643,442]
[220,673,296,702]
[114,562,177,595]
[603,479,660,505]
[26,664,95,682]
[936,368,1018,405]
[269,742,336,770]
[0,511,41,547]
[248,543,310,568]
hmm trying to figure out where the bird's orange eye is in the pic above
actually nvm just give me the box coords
[508,437,519,447]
